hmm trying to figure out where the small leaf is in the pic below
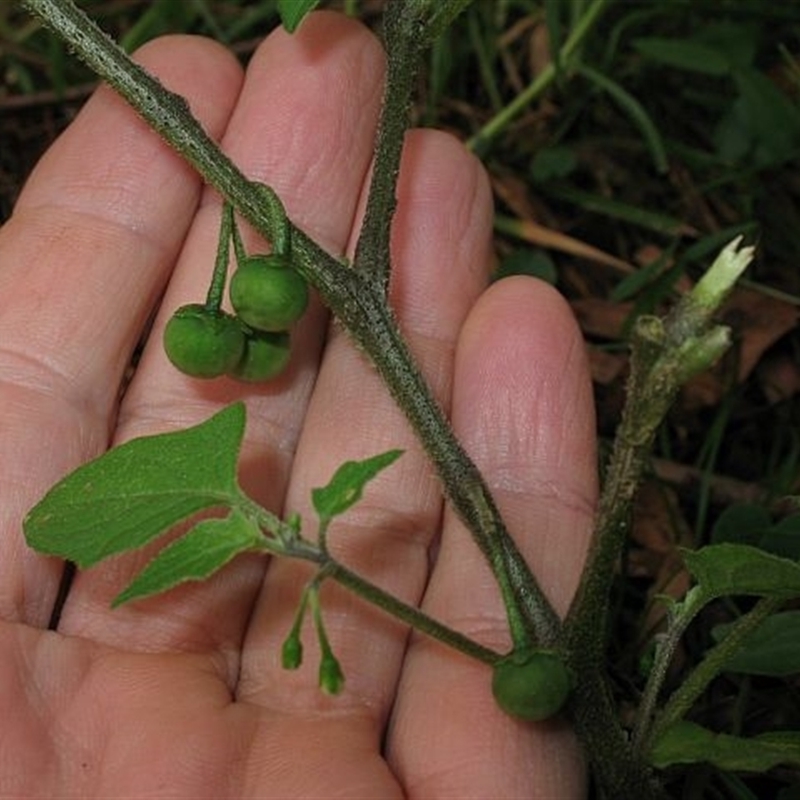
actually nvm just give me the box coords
[651,721,800,771]
[683,543,800,600]
[113,509,263,607]
[25,403,246,567]
[712,611,800,677]
[277,0,320,33]
[311,449,403,523]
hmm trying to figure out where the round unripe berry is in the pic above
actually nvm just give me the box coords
[163,304,245,379]
[491,649,572,721]
[228,329,291,382]
[229,255,308,332]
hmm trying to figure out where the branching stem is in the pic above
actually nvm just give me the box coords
[19,0,559,658]
[244,501,501,666]
[644,595,784,755]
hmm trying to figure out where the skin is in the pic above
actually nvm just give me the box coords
[0,12,597,799]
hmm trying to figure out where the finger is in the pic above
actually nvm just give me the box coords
[236,127,494,739]
[0,35,243,626]
[388,278,597,798]
[57,14,388,673]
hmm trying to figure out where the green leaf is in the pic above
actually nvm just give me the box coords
[113,509,263,607]
[530,145,578,183]
[311,449,403,523]
[277,0,320,33]
[730,68,800,167]
[683,543,800,600]
[651,721,800,772]
[712,505,800,560]
[762,514,800,560]
[611,249,671,303]
[712,611,800,677]
[494,248,558,284]
[25,403,246,568]
[711,503,772,547]
[633,37,732,76]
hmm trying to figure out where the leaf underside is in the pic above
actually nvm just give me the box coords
[113,509,264,606]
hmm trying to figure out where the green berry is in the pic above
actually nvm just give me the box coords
[491,649,572,721]
[228,330,291,382]
[229,255,308,332]
[163,304,245,379]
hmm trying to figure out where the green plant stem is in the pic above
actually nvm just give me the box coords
[566,670,669,799]
[413,0,474,42]
[229,204,248,265]
[467,0,612,154]
[562,385,675,799]
[324,558,502,666]
[561,317,713,798]
[352,0,423,295]
[561,240,752,796]
[205,202,234,310]
[632,588,706,751]
[644,595,785,755]
[20,0,560,653]
[294,243,559,647]
[566,317,680,663]
[567,240,751,674]
[246,501,502,665]
[574,63,668,174]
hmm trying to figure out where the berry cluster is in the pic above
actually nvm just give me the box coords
[163,204,308,383]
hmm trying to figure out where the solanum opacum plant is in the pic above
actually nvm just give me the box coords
[19,0,796,796]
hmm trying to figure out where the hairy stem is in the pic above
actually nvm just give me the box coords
[644,595,784,754]
[632,589,705,751]
[205,203,234,310]
[566,668,669,800]
[324,558,502,665]
[247,501,502,665]
[288,235,560,646]
[353,0,423,294]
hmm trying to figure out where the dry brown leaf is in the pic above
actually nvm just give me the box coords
[586,346,627,385]
[491,175,636,274]
[722,288,799,382]
[757,353,800,403]
[572,297,633,339]
[681,287,798,408]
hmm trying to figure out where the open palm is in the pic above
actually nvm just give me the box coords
[0,13,596,799]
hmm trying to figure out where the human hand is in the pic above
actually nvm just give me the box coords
[0,12,596,798]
